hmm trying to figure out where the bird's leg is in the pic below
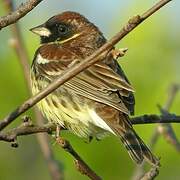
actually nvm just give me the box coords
[88,136,93,143]
[84,136,93,144]
[56,125,61,138]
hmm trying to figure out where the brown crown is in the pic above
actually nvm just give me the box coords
[47,11,91,26]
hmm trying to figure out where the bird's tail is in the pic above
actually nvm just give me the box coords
[112,115,159,166]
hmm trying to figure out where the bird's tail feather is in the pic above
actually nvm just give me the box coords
[110,115,159,166]
[119,128,159,165]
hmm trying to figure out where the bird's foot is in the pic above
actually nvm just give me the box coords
[84,136,93,144]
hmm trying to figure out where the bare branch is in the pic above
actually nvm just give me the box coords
[0,121,100,179]
[163,84,180,110]
[141,0,172,20]
[3,1,63,179]
[34,111,64,180]
[0,1,174,179]
[0,0,43,30]
[149,83,180,151]
[1,111,179,179]
[140,166,159,180]
[147,84,180,152]
[0,0,172,131]
[131,114,180,124]
[132,83,180,180]
[56,137,102,180]
[1,113,180,143]
[0,123,55,142]
[156,84,180,151]
[4,0,31,87]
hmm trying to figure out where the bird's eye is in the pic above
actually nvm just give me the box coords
[58,24,69,34]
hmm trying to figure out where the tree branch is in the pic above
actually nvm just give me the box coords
[3,1,63,179]
[0,111,179,180]
[56,137,102,180]
[140,166,159,180]
[0,113,180,143]
[154,84,180,151]
[0,1,174,179]
[0,123,55,142]
[131,114,180,124]
[0,0,43,30]
[132,83,180,180]
[0,0,172,131]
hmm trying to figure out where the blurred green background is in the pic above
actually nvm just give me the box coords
[0,0,180,179]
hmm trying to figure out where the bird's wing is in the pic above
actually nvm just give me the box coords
[35,45,134,114]
[104,56,135,115]
[64,62,134,114]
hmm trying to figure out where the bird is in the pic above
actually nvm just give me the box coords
[30,11,158,166]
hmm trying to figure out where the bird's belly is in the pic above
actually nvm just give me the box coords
[31,78,109,139]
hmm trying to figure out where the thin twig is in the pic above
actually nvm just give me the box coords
[0,0,43,30]
[132,83,180,180]
[140,166,159,180]
[164,84,179,110]
[0,123,55,142]
[0,1,173,179]
[131,114,180,124]
[149,83,180,151]
[3,1,63,179]
[34,111,64,180]
[0,0,172,131]
[1,113,180,142]
[156,84,180,151]
[1,111,179,179]
[4,0,31,88]
[56,137,102,180]
[150,84,180,149]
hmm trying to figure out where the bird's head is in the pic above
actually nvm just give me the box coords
[30,11,103,44]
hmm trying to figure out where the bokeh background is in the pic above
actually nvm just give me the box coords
[0,0,180,179]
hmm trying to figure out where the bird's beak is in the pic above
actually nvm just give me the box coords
[30,24,51,37]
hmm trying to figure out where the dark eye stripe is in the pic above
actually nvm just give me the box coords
[41,22,72,43]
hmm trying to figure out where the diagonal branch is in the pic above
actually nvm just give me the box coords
[147,84,180,152]
[0,0,172,131]
[1,111,180,180]
[155,84,180,151]
[56,137,102,180]
[0,0,43,30]
[3,1,63,179]
[132,83,180,180]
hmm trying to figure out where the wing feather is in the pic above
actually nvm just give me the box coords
[35,46,134,114]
